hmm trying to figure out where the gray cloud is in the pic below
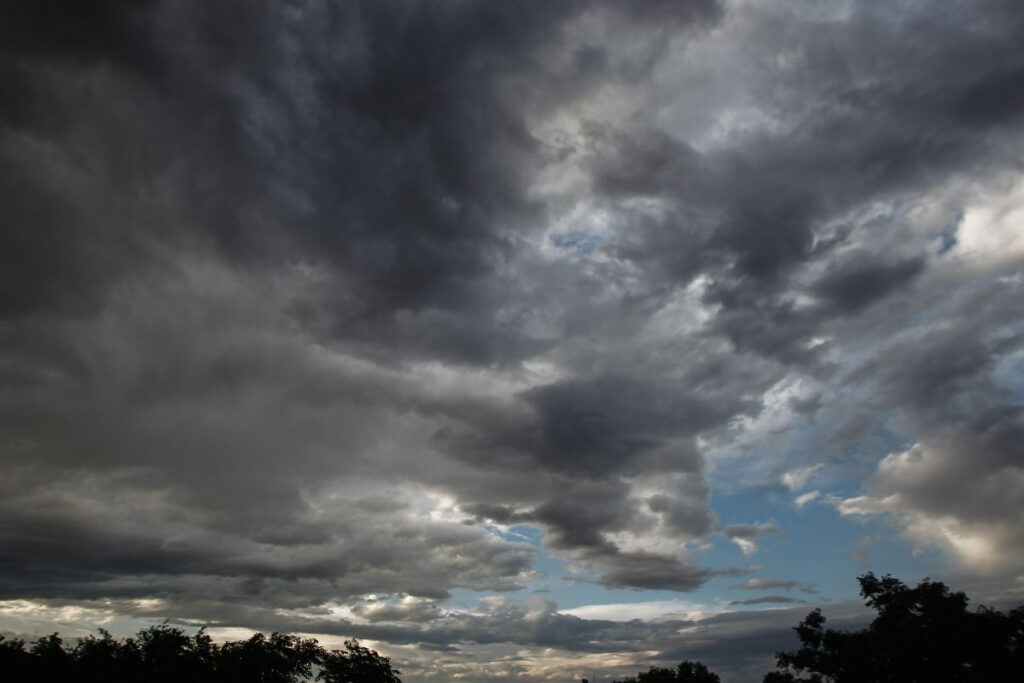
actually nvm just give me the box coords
[811,254,925,313]
[0,474,536,602]
[729,596,801,606]
[595,551,715,593]
[730,579,796,592]
[833,271,1024,568]
[352,598,443,624]
[0,0,738,614]
[649,484,718,540]
[525,375,737,476]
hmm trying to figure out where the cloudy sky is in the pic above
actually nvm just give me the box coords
[2,0,1023,680]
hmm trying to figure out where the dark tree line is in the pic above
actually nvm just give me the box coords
[0,624,400,683]
[611,659,721,682]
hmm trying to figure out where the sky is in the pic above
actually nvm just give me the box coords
[1,0,1023,681]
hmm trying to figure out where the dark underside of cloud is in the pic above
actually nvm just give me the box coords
[2,0,1024,680]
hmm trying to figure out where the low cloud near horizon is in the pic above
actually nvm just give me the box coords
[2,1,1024,681]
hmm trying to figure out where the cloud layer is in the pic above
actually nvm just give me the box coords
[2,0,1024,680]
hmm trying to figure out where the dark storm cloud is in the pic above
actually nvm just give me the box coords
[461,503,529,527]
[0,0,736,615]
[952,64,1024,129]
[0,0,726,362]
[0,0,555,339]
[848,279,1024,425]
[524,375,735,476]
[533,480,637,551]
[435,350,764,490]
[525,481,717,591]
[0,0,162,71]
[588,0,1024,367]
[0,478,536,602]
[811,254,925,313]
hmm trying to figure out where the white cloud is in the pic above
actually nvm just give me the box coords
[782,465,823,492]
[953,173,1024,269]
[794,490,821,507]
[560,598,717,622]
[838,442,1024,572]
[733,538,758,556]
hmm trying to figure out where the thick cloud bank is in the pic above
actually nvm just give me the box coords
[2,0,1023,680]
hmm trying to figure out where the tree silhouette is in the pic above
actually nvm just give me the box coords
[218,632,322,683]
[31,633,73,681]
[764,572,1024,682]
[73,629,143,683]
[0,635,34,680]
[612,659,721,683]
[135,623,217,682]
[317,639,402,683]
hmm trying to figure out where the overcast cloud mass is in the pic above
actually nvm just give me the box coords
[2,1,1024,681]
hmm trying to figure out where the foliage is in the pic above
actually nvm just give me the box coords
[318,639,402,683]
[218,632,322,683]
[763,572,1024,683]
[612,659,721,683]
[0,625,399,683]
